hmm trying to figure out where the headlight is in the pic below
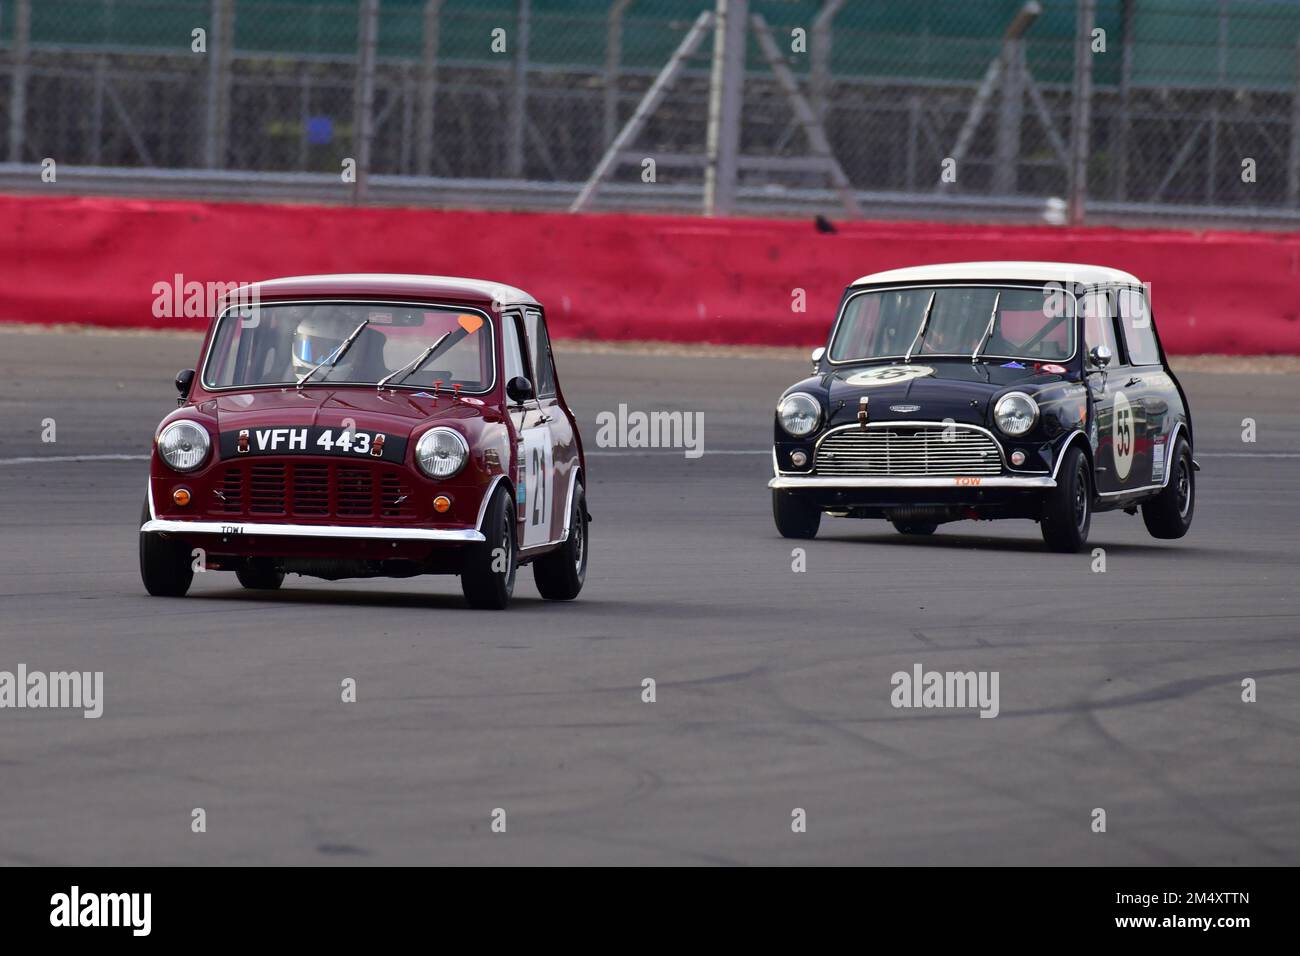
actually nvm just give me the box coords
[994,392,1039,437]
[415,427,469,478]
[157,420,210,472]
[777,392,822,438]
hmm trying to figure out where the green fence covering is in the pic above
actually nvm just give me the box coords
[5,0,1299,90]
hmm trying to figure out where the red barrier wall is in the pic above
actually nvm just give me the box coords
[2,194,1298,353]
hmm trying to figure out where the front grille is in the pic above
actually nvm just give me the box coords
[815,425,1003,477]
[208,461,417,520]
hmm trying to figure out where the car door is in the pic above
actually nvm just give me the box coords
[502,309,558,549]
[523,308,576,542]
[1113,286,1161,490]
[1082,288,1139,495]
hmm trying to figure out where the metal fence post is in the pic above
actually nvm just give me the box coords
[1114,0,1134,201]
[417,0,442,176]
[993,38,1025,195]
[203,0,234,169]
[1290,38,1300,207]
[354,0,380,202]
[604,0,632,148]
[1066,0,1096,226]
[811,0,844,124]
[703,0,747,216]
[7,0,31,164]
[506,0,531,178]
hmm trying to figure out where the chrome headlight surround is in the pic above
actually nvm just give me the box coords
[777,392,822,438]
[156,419,211,473]
[994,391,1039,437]
[415,427,469,479]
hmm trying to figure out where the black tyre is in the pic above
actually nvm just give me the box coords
[533,484,587,601]
[1142,436,1195,539]
[139,498,194,597]
[461,486,517,610]
[236,558,285,590]
[773,490,820,539]
[1041,445,1092,553]
[891,520,937,536]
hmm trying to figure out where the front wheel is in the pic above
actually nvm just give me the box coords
[891,520,937,536]
[1041,445,1092,553]
[236,558,285,590]
[139,498,194,597]
[1142,436,1194,539]
[773,490,820,539]
[533,484,587,601]
[461,486,517,610]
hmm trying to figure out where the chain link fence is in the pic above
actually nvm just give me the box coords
[2,0,1299,222]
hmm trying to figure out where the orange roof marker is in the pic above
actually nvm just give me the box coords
[457,314,484,334]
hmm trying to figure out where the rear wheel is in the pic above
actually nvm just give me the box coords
[1041,445,1092,553]
[533,485,587,601]
[773,490,820,539]
[1142,437,1195,539]
[461,486,517,610]
[891,520,937,536]
[236,558,285,590]
[139,498,194,597]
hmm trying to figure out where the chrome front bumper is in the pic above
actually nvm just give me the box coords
[768,475,1056,490]
[139,518,485,542]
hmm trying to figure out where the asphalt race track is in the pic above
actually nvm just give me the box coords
[1,328,1297,865]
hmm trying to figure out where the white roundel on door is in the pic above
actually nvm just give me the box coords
[843,365,935,387]
[1112,390,1134,481]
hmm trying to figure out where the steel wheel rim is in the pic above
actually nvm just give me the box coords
[1177,458,1192,518]
[1074,463,1088,531]
[573,514,585,574]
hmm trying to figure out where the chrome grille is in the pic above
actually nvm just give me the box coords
[815,425,1003,477]
[210,461,416,520]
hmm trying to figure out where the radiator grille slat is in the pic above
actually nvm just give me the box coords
[210,461,416,520]
[815,426,1003,477]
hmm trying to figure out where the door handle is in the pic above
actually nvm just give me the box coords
[1125,376,1142,387]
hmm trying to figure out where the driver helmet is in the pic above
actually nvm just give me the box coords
[291,312,352,377]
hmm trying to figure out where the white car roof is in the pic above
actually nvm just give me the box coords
[851,261,1141,288]
[248,273,540,306]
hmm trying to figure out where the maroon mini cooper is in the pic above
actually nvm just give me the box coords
[140,274,588,609]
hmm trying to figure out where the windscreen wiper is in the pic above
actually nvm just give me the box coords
[904,291,937,363]
[971,291,1002,362]
[377,332,451,391]
[297,319,370,389]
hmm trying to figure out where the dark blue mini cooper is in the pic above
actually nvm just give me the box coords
[770,262,1196,552]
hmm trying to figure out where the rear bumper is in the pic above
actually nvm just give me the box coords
[140,518,484,543]
[768,475,1055,490]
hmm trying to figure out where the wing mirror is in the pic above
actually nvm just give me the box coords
[506,376,535,405]
[811,346,826,372]
[1088,345,1113,369]
[175,368,195,397]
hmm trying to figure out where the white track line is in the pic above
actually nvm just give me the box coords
[0,454,151,466]
[0,450,1295,467]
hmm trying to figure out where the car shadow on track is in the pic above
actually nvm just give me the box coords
[181,586,560,611]
[811,528,1222,557]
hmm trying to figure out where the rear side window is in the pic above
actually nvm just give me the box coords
[1081,291,1118,362]
[524,309,557,397]
[502,313,526,384]
[1118,288,1160,366]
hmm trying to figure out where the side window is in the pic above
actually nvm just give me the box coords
[1118,287,1160,365]
[1082,291,1118,364]
[524,309,557,398]
[502,312,526,385]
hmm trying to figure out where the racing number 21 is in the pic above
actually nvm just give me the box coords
[521,427,553,547]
